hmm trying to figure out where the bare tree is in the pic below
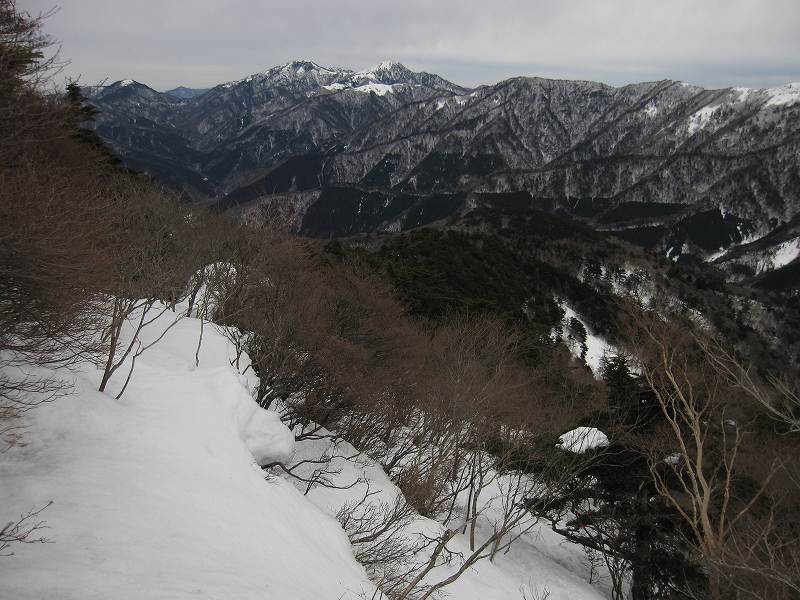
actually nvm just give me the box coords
[96,183,199,397]
[631,315,794,599]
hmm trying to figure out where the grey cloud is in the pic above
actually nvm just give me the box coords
[19,0,800,90]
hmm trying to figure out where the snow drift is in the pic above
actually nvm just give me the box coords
[1,301,610,600]
[0,304,375,600]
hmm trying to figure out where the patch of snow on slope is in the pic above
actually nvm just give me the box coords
[734,87,753,102]
[1,299,615,600]
[757,237,800,273]
[557,427,610,454]
[0,303,375,600]
[353,82,396,95]
[558,303,616,377]
[289,425,610,600]
[687,104,721,134]
[765,82,800,107]
[706,228,766,263]
[644,100,658,117]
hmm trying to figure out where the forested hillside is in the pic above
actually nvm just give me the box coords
[87,57,800,294]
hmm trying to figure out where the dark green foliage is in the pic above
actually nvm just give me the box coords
[327,203,800,374]
[674,208,752,253]
[600,355,659,428]
[65,80,120,165]
[599,201,687,224]
[218,154,324,209]
[540,356,703,599]
[376,229,543,319]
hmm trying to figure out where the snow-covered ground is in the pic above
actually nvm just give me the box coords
[0,304,374,600]
[764,82,800,107]
[556,302,617,377]
[0,302,609,600]
[757,237,800,273]
[713,235,800,278]
[353,82,396,95]
[290,429,610,600]
[687,104,721,134]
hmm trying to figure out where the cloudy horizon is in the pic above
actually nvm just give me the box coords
[19,0,800,92]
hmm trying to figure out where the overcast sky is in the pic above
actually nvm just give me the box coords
[19,0,800,91]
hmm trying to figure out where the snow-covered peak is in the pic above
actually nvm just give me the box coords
[214,61,354,93]
[205,60,466,99]
[377,60,402,70]
[716,82,800,109]
[279,60,343,75]
[357,60,406,74]
[110,79,148,90]
[354,61,415,83]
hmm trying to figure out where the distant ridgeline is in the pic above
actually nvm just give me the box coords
[88,63,800,292]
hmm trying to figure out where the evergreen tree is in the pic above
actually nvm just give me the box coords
[602,354,658,426]
[64,79,119,164]
[538,355,703,599]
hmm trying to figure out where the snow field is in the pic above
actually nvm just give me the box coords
[288,424,610,600]
[1,300,611,600]
[0,302,375,600]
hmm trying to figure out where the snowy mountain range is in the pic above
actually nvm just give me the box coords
[88,61,800,283]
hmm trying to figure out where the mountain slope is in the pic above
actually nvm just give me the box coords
[90,61,468,197]
[0,305,373,600]
[89,65,800,272]
[0,299,610,600]
[164,86,210,99]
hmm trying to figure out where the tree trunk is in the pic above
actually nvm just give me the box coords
[630,484,653,600]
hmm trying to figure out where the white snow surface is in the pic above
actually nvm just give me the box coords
[1,300,609,600]
[714,236,800,275]
[755,237,800,273]
[289,426,609,600]
[687,104,721,134]
[355,61,402,78]
[0,303,373,600]
[324,82,397,95]
[557,427,610,454]
[557,303,616,377]
[764,82,800,107]
[352,82,396,95]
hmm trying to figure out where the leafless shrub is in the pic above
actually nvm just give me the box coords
[0,501,52,557]
[96,183,206,396]
[337,488,427,597]
[519,582,551,600]
[1,0,117,417]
